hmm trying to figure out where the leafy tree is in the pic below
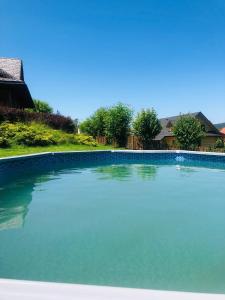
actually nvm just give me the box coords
[215,138,224,149]
[105,103,133,147]
[173,115,205,150]
[133,109,161,149]
[92,107,108,136]
[79,117,95,136]
[80,103,132,147]
[79,107,108,138]
[32,99,53,113]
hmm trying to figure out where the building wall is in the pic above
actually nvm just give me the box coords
[163,136,219,150]
[163,136,177,149]
[0,86,12,107]
[0,85,19,108]
[200,136,218,148]
[0,84,34,109]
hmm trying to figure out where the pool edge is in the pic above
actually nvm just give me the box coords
[0,279,224,300]
[0,149,225,162]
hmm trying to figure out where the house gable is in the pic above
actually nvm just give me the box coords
[0,58,24,82]
[155,112,222,141]
[0,58,34,109]
[195,112,219,134]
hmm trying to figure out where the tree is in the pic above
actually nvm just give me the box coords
[79,107,108,138]
[79,117,95,136]
[173,115,205,150]
[32,99,53,113]
[92,107,108,136]
[133,109,161,149]
[215,138,224,149]
[105,103,133,147]
[79,103,132,147]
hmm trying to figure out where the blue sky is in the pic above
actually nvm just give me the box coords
[1,0,225,122]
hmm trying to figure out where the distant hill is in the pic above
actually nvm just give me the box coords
[214,123,225,129]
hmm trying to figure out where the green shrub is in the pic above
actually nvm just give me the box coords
[73,134,97,146]
[80,108,108,138]
[15,131,56,146]
[105,103,133,147]
[0,122,56,146]
[32,99,53,114]
[0,136,10,148]
[215,138,224,149]
[0,122,97,147]
[133,109,161,149]
[173,115,204,150]
[80,103,133,147]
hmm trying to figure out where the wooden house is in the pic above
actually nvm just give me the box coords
[0,58,34,109]
[155,112,223,149]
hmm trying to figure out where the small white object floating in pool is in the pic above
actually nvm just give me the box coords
[175,156,185,162]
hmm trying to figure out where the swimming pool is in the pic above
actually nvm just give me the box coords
[0,151,225,294]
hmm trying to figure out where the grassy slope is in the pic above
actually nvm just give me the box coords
[0,144,120,158]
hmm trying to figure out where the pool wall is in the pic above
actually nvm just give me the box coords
[1,149,225,187]
[1,150,225,174]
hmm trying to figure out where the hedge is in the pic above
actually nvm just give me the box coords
[0,122,97,147]
[0,107,75,133]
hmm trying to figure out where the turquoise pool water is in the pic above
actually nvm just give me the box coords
[0,162,225,293]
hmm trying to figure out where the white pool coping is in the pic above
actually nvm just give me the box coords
[0,279,225,300]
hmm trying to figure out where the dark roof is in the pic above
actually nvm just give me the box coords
[0,58,24,83]
[155,112,222,141]
[159,112,200,127]
[214,122,225,129]
[154,128,173,140]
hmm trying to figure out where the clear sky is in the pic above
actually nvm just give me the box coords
[1,0,225,122]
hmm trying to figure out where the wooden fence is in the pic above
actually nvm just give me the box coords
[96,135,160,150]
[126,135,143,150]
[96,136,117,147]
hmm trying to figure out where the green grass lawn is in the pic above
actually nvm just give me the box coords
[0,144,121,158]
